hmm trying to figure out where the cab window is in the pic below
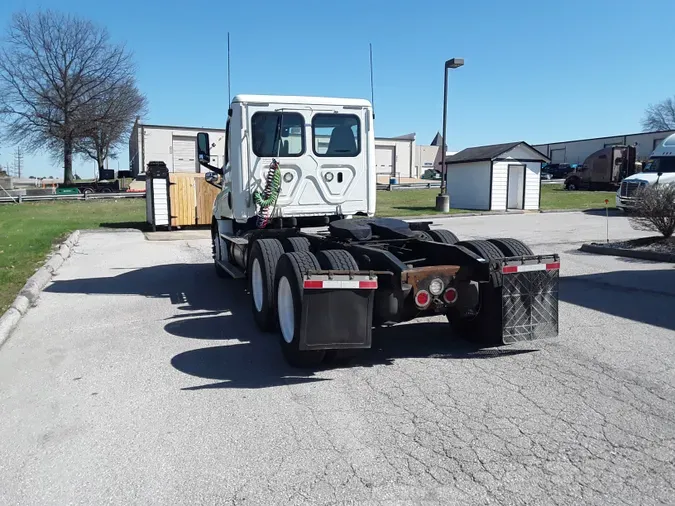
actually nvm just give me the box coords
[312,114,361,157]
[251,112,304,157]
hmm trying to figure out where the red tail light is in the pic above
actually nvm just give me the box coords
[415,290,431,308]
[443,287,458,304]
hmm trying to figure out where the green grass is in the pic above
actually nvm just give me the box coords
[0,199,145,313]
[375,184,617,217]
[539,184,616,210]
[376,190,471,217]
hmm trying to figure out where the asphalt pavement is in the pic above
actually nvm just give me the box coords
[0,211,674,505]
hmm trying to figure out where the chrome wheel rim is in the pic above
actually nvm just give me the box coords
[251,258,264,312]
[278,277,294,344]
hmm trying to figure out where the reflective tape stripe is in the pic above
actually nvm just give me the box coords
[502,262,560,274]
[303,279,378,289]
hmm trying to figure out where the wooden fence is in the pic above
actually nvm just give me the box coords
[168,173,220,227]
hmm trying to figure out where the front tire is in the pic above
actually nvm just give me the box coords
[248,239,285,332]
[275,252,326,368]
[565,180,579,191]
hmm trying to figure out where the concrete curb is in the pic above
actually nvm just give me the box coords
[0,230,80,349]
[580,243,675,263]
[392,208,614,221]
[397,210,527,221]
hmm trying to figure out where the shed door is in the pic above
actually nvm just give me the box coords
[376,145,395,175]
[507,164,525,209]
[172,137,196,172]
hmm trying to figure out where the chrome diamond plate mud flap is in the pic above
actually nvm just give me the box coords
[500,256,560,344]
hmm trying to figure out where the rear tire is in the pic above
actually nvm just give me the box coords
[487,238,533,257]
[413,231,434,241]
[248,239,285,332]
[275,252,326,367]
[315,249,359,271]
[448,240,504,346]
[282,236,311,253]
[428,229,459,244]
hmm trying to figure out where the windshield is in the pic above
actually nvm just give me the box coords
[643,157,675,173]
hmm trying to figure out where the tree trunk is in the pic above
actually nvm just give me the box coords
[63,138,74,185]
[98,163,105,180]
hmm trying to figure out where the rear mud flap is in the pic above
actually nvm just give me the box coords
[500,259,560,344]
[299,289,375,351]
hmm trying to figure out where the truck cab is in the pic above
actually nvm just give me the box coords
[199,94,376,232]
[616,133,675,210]
[564,145,637,191]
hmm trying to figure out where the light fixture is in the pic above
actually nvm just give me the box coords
[443,287,458,304]
[324,172,334,182]
[415,290,431,308]
[283,172,294,183]
[429,278,444,296]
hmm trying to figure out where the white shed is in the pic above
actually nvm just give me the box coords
[444,142,549,211]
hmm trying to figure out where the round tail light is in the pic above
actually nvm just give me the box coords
[428,278,444,296]
[415,290,431,308]
[443,287,458,304]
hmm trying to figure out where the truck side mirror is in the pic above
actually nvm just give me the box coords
[197,132,211,163]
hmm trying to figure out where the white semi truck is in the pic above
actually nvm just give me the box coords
[197,94,560,367]
[616,133,675,211]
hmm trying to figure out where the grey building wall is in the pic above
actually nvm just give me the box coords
[533,130,675,164]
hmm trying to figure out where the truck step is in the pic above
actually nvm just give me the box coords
[220,233,249,245]
[216,259,246,279]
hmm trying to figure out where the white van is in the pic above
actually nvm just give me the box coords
[616,133,675,210]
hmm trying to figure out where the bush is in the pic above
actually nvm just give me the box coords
[629,184,675,238]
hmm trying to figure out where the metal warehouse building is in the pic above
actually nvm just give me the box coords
[533,129,675,165]
[128,120,227,177]
[129,119,442,179]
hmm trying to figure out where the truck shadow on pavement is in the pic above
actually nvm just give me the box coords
[44,262,537,390]
[559,268,675,331]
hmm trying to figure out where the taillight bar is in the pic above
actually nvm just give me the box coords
[502,262,560,274]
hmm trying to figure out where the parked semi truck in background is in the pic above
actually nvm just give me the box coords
[564,144,638,191]
[616,133,675,211]
[197,94,560,367]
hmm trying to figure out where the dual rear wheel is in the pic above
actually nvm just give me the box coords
[248,238,361,367]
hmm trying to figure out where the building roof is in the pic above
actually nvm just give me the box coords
[390,133,416,141]
[532,129,675,147]
[445,141,549,164]
[430,132,445,147]
[232,94,372,108]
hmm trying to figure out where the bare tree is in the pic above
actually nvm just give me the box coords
[75,79,147,178]
[642,96,675,132]
[629,184,675,238]
[0,10,137,184]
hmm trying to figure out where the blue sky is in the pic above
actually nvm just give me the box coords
[0,0,673,178]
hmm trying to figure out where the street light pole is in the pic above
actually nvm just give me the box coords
[435,57,464,213]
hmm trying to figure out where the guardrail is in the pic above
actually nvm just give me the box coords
[0,192,146,204]
[377,181,442,191]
